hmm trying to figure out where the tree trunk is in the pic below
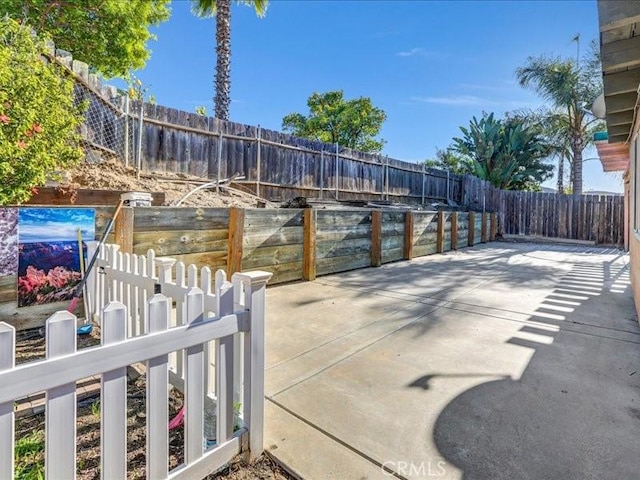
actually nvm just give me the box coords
[557,156,564,193]
[571,139,583,195]
[215,0,231,120]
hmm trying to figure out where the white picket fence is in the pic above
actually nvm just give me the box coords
[0,245,271,479]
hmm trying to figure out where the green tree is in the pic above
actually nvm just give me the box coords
[515,41,603,194]
[192,0,268,120]
[282,90,387,153]
[0,18,84,205]
[1,0,171,78]
[451,113,553,191]
[424,148,471,175]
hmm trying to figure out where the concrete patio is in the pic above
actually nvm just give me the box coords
[263,242,640,479]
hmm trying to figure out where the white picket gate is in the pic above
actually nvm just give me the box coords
[0,252,271,479]
[85,243,245,398]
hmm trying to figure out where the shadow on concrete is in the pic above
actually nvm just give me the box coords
[423,248,640,479]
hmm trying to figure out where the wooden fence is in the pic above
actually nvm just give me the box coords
[137,105,500,206]
[498,192,624,245]
[0,269,270,479]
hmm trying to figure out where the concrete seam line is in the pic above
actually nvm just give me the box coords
[265,396,409,480]
[270,246,540,398]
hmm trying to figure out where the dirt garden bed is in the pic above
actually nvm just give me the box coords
[57,160,274,208]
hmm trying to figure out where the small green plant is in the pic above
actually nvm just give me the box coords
[14,430,45,480]
[91,400,100,418]
[195,106,207,116]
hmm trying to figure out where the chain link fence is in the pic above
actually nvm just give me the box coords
[72,80,135,167]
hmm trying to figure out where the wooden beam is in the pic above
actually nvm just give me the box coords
[602,35,640,71]
[114,206,134,254]
[436,211,445,253]
[603,92,638,113]
[468,211,475,246]
[490,213,497,241]
[598,0,640,32]
[227,208,245,277]
[606,110,634,126]
[603,68,640,96]
[303,209,317,280]
[450,212,458,250]
[24,187,165,206]
[403,211,414,260]
[370,210,382,267]
[481,213,488,243]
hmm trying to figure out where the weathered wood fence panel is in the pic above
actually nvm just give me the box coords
[498,192,624,246]
[413,212,439,257]
[132,207,229,270]
[381,211,405,264]
[316,210,373,276]
[242,210,304,284]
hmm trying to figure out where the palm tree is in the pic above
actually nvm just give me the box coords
[516,42,603,194]
[192,0,268,120]
[452,113,553,191]
[511,108,572,193]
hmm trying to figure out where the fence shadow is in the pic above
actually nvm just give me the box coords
[425,251,640,479]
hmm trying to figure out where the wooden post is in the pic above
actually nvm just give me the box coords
[303,209,317,280]
[227,207,245,276]
[403,211,414,260]
[481,212,488,243]
[490,213,497,241]
[371,210,382,267]
[451,212,458,250]
[468,211,475,246]
[436,210,445,253]
[114,206,134,254]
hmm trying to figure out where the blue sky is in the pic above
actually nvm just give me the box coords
[119,0,622,193]
[18,208,95,243]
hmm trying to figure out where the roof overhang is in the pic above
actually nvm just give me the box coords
[595,140,630,171]
[598,0,640,144]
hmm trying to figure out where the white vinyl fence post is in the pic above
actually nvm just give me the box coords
[146,294,170,480]
[232,270,272,460]
[0,323,15,480]
[185,287,205,464]
[45,311,77,480]
[215,271,235,443]
[101,302,128,479]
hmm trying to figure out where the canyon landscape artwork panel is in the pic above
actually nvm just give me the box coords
[18,208,95,307]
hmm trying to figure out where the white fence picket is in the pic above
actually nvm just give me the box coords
[147,294,170,480]
[101,302,128,479]
[185,287,205,464]
[0,323,15,480]
[45,311,77,479]
[216,276,234,443]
